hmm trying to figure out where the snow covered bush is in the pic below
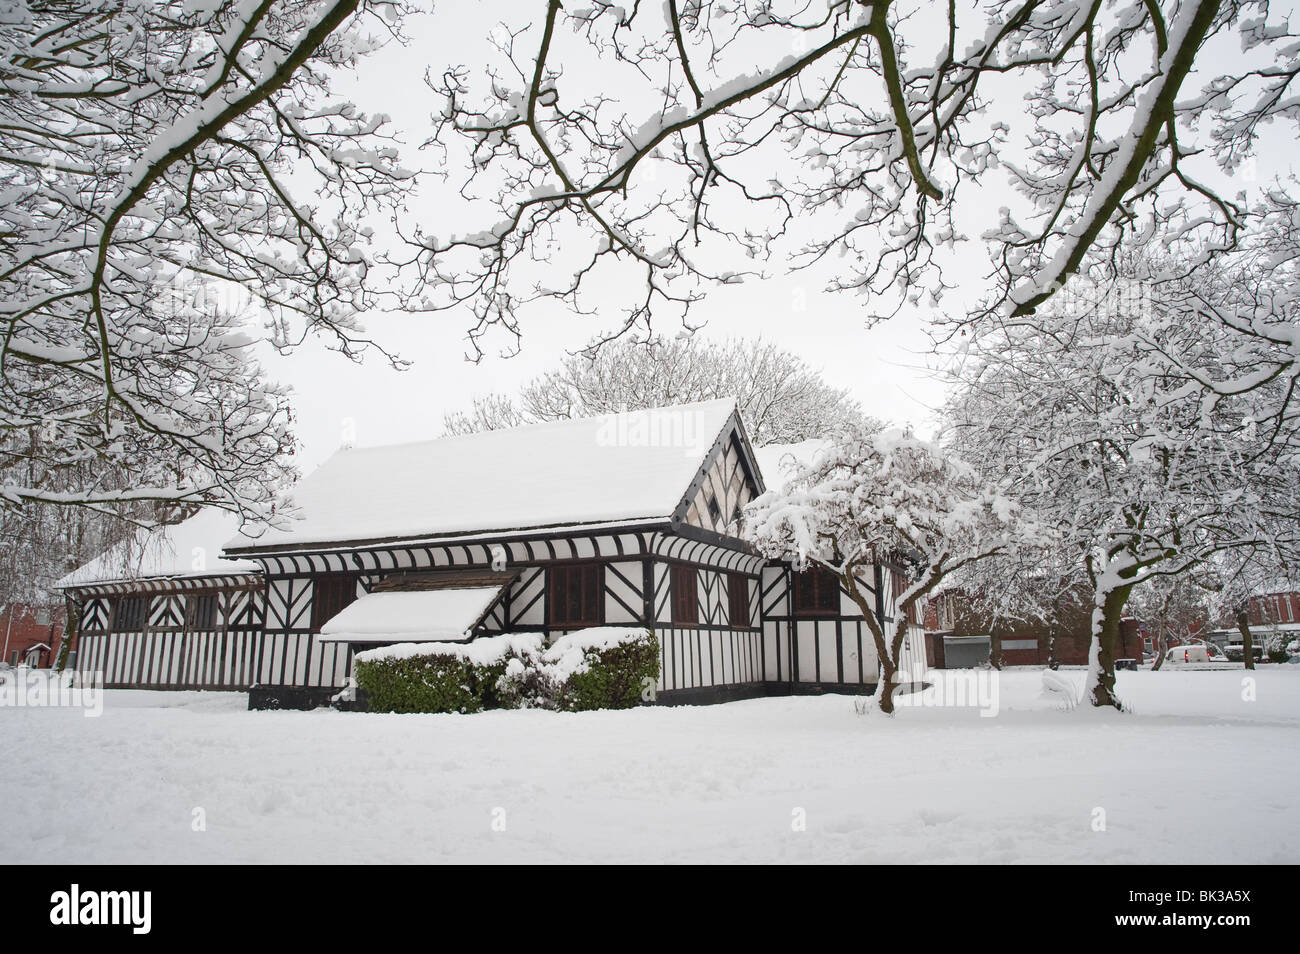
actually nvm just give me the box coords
[497,628,660,712]
[354,635,542,714]
[1266,636,1290,665]
[352,629,658,713]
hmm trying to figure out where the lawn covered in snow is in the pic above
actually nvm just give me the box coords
[3,667,1297,864]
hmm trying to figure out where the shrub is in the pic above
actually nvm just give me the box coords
[351,629,660,714]
[1266,635,1290,664]
[354,634,542,714]
[510,627,660,712]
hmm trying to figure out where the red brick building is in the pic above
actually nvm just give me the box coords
[924,590,1148,667]
[1,603,66,668]
[1244,590,1300,629]
[1216,590,1300,651]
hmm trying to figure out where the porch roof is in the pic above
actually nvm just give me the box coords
[57,508,257,590]
[316,585,511,644]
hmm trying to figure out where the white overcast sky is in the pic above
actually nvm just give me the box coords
[261,1,1298,473]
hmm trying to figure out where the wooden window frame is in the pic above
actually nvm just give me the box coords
[188,593,220,631]
[792,566,840,618]
[671,564,699,626]
[111,595,148,633]
[727,572,750,628]
[311,575,358,633]
[548,561,603,629]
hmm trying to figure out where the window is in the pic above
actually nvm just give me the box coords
[728,572,750,628]
[312,576,357,632]
[549,562,602,628]
[671,564,699,625]
[188,594,219,630]
[792,566,839,617]
[112,595,148,632]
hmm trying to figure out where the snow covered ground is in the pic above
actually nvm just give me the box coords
[3,667,1297,864]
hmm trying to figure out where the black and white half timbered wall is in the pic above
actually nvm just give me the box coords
[246,528,924,705]
[245,524,770,703]
[68,574,265,690]
[760,561,928,694]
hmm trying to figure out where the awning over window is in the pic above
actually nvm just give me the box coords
[317,585,510,644]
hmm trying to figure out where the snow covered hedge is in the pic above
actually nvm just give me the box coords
[353,635,543,714]
[352,628,659,713]
[499,627,660,712]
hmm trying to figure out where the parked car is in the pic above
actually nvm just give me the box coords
[1165,644,1212,664]
[1224,641,1265,663]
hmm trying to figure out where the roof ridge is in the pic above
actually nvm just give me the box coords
[338,395,740,454]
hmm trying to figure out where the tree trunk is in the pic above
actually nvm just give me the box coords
[1237,608,1255,671]
[1150,629,1165,671]
[877,658,898,714]
[988,626,1003,670]
[54,596,78,672]
[1087,583,1133,709]
[1047,623,1059,670]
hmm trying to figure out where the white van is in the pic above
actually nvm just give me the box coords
[1165,644,1211,664]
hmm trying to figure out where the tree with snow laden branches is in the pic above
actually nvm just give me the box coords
[0,0,415,520]
[442,337,868,445]
[409,0,1297,353]
[744,425,1027,713]
[944,252,1300,708]
[13,0,1300,525]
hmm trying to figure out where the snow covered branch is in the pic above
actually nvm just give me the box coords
[401,0,1291,347]
[0,0,416,519]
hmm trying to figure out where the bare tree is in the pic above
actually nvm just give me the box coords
[0,0,416,519]
[443,337,867,445]
[405,0,1294,352]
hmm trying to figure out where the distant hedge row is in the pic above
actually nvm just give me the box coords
[353,628,660,714]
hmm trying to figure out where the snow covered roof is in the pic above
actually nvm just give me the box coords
[317,588,507,644]
[227,398,740,553]
[57,508,258,590]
